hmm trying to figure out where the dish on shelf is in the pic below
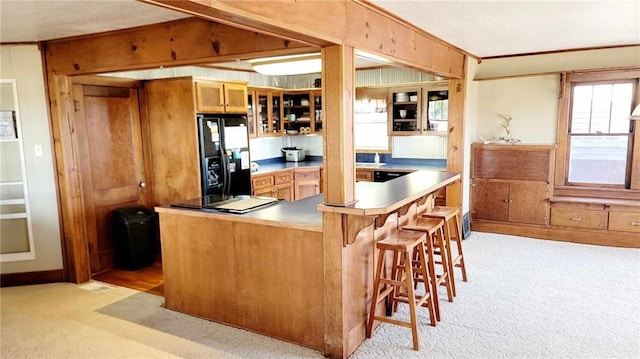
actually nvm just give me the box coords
[395,92,409,102]
[286,129,299,134]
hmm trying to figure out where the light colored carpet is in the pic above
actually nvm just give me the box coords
[1,232,639,358]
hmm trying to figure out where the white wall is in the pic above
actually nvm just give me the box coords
[476,75,559,145]
[249,135,323,161]
[477,46,640,79]
[0,45,63,274]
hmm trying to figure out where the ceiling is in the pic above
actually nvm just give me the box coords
[1,0,638,59]
[369,0,640,57]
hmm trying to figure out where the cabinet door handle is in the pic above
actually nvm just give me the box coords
[631,221,640,226]
[571,216,582,221]
[504,199,509,202]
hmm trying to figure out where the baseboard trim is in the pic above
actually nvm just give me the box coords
[471,221,640,248]
[1,269,66,287]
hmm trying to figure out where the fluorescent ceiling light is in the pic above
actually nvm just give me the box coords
[249,53,321,76]
[355,50,392,65]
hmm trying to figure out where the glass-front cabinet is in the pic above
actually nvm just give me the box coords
[252,89,283,136]
[247,91,256,137]
[0,79,34,262]
[282,89,323,135]
[311,90,322,133]
[389,82,448,136]
[425,83,449,134]
[389,87,421,135]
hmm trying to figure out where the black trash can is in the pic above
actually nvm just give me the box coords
[111,206,159,270]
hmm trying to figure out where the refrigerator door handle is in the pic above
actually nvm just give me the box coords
[219,140,231,195]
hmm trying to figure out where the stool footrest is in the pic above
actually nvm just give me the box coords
[373,315,413,329]
[379,278,408,287]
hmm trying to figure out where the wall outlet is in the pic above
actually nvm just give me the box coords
[34,144,43,157]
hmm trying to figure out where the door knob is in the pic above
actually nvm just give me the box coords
[139,181,146,188]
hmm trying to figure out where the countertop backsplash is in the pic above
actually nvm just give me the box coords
[249,135,323,161]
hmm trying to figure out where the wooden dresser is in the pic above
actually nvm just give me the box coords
[471,143,639,248]
[471,143,555,226]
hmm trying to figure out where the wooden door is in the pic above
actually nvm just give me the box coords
[295,181,320,200]
[276,183,293,201]
[294,168,321,200]
[254,186,275,198]
[224,83,248,113]
[195,81,225,113]
[73,81,149,274]
[471,180,509,221]
[508,181,550,225]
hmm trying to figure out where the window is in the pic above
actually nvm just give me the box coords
[427,90,448,131]
[557,69,640,195]
[568,82,634,186]
[355,88,390,152]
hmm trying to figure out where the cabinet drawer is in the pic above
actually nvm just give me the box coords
[274,171,293,184]
[550,207,607,229]
[609,212,640,233]
[252,175,274,190]
[356,169,372,182]
[295,169,320,181]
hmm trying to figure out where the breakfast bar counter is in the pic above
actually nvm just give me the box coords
[156,170,460,358]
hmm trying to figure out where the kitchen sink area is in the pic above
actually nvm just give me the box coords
[355,162,386,168]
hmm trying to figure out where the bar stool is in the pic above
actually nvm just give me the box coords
[366,229,437,351]
[422,206,468,296]
[402,217,454,322]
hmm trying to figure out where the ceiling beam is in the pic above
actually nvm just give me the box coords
[141,0,466,79]
[43,17,317,75]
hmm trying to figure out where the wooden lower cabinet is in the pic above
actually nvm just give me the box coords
[470,144,555,227]
[550,207,607,230]
[252,169,293,201]
[471,179,550,225]
[609,211,640,233]
[294,168,320,200]
[356,168,373,182]
[253,167,322,201]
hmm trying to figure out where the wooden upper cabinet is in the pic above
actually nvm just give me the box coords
[389,86,422,136]
[195,80,248,113]
[388,81,449,136]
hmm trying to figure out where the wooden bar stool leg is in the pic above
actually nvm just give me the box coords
[452,214,468,282]
[391,251,402,313]
[367,247,387,339]
[436,226,454,302]
[442,220,457,297]
[424,232,441,322]
[416,241,437,327]
[402,249,420,351]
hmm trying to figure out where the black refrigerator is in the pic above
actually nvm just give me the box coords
[197,114,252,196]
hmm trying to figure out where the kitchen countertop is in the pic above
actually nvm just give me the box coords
[319,170,460,216]
[253,158,445,175]
[159,170,457,231]
[157,194,324,232]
